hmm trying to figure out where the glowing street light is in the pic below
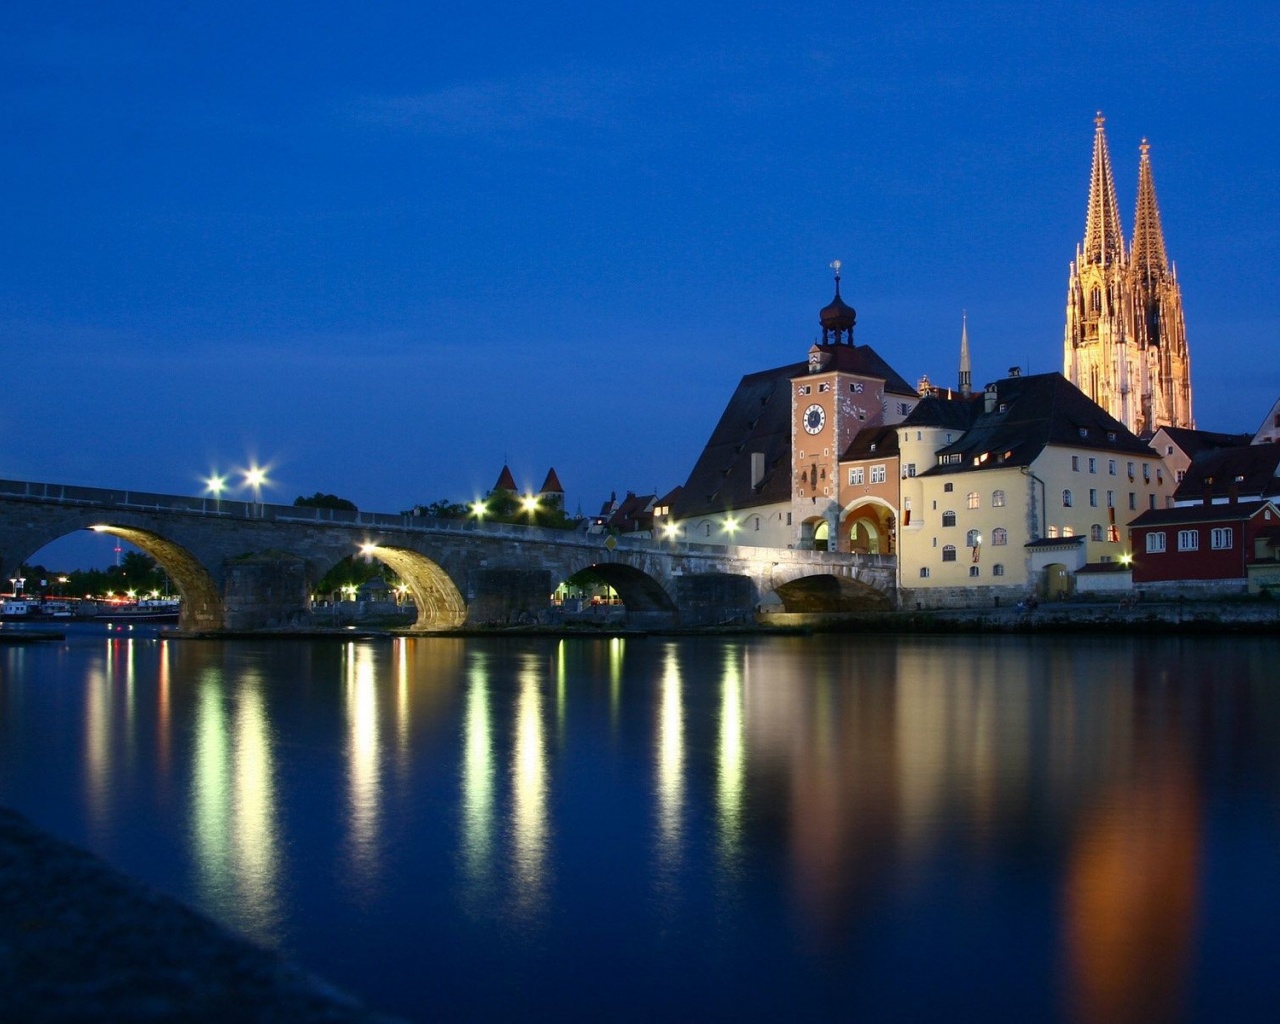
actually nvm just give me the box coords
[520,494,539,515]
[470,500,488,519]
[662,521,680,540]
[243,465,268,502]
[205,473,227,499]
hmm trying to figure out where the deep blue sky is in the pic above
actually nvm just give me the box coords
[4,2,1278,565]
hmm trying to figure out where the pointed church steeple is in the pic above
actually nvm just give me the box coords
[958,311,972,397]
[1082,112,1126,268]
[1130,138,1169,287]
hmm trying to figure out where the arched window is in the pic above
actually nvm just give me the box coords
[941,510,957,527]
[968,565,980,577]
[992,527,1007,546]
[1062,489,1073,507]
[1090,286,1102,313]
[1090,524,1103,541]
[967,491,979,509]
[1047,525,1059,538]
[992,489,1005,508]
[992,564,1005,577]
[941,545,957,562]
[966,529,981,547]
[919,567,931,578]
[1062,526,1075,538]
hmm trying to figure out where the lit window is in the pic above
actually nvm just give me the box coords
[992,528,1007,546]
[1178,529,1199,551]
[1108,525,1119,542]
[942,510,957,527]
[1062,526,1075,538]
[1146,532,1165,553]
[966,529,981,547]
[1211,527,1233,549]
[1047,525,1059,538]
[992,489,1005,507]
[967,491,979,509]
[942,545,957,562]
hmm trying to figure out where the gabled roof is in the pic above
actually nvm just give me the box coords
[1174,443,1280,502]
[1129,499,1277,529]
[923,372,1148,476]
[811,343,919,398]
[900,392,982,432]
[1155,426,1252,459]
[840,425,899,462]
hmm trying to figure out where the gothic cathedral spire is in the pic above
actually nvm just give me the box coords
[958,311,971,397]
[1064,115,1193,434]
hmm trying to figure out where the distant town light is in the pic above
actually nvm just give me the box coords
[470,500,487,519]
[205,473,227,497]
[360,542,378,556]
[521,495,539,513]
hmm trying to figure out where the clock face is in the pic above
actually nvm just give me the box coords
[803,403,826,434]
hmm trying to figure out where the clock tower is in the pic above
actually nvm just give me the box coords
[791,263,897,549]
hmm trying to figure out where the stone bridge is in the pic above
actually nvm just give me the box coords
[0,479,897,631]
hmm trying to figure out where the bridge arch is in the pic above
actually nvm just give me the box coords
[358,544,467,631]
[88,525,225,631]
[768,572,892,613]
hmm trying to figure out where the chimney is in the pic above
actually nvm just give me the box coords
[1007,366,1021,377]
[750,452,765,489]
[984,384,998,414]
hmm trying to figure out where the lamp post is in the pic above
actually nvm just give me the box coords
[205,473,227,512]
[244,465,268,517]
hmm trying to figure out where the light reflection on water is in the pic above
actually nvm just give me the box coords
[1,626,1278,1021]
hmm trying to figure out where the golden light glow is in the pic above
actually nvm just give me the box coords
[204,473,227,496]
[470,500,487,518]
[520,494,539,513]
[461,653,494,885]
[656,645,684,867]
[345,643,382,893]
[360,542,378,556]
[717,647,745,863]
[662,521,680,539]
[723,517,739,534]
[511,655,548,915]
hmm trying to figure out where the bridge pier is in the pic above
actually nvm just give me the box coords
[465,568,551,626]
[223,552,312,631]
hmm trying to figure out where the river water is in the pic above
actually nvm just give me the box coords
[2,624,1278,1022]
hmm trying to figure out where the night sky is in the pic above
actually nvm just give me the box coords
[4,2,1278,566]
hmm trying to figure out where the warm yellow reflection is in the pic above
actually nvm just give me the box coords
[609,637,625,725]
[656,645,684,868]
[511,656,548,914]
[461,653,494,884]
[345,643,381,892]
[717,646,745,864]
[190,669,282,945]
[83,663,111,830]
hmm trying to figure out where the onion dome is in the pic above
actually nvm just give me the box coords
[820,261,856,343]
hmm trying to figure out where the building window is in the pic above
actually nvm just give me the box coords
[1146,531,1166,553]
[1178,529,1199,551]
[1107,490,1114,508]
[1047,525,1059,538]
[1128,492,1136,510]
[1108,459,1116,475]
[992,528,1007,546]
[905,463,916,478]
[1062,526,1075,538]
[870,464,886,484]
[966,529,981,547]
[942,545,957,562]
[1149,494,1156,510]
[944,482,954,492]
[1108,524,1119,542]
[1166,444,1174,455]
[1063,489,1073,507]
[819,383,829,392]
[992,564,1005,577]
[992,489,1005,507]
[1156,470,1163,485]
[1127,461,1135,480]
[1091,524,1103,541]
[849,467,864,485]
[969,565,980,578]
[1072,456,1080,471]
[1143,462,1150,482]
[786,512,792,525]
[919,566,931,578]
[1211,527,1233,549]
[967,491,979,509]
[1176,470,1186,482]
[1088,457,1097,473]
[942,510,957,527]
[1089,489,1098,507]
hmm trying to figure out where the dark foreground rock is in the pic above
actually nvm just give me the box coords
[0,808,405,1023]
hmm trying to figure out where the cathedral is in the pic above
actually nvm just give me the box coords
[1064,114,1193,436]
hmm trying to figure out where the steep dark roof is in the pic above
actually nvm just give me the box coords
[1158,427,1253,458]
[900,393,982,432]
[675,362,796,517]
[1174,443,1280,502]
[538,467,564,495]
[818,343,919,398]
[840,425,899,462]
[923,372,1149,476]
[493,465,518,492]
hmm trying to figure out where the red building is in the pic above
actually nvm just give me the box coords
[1128,499,1280,587]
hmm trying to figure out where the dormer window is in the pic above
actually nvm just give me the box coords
[1079,427,1089,439]
[1107,431,1117,442]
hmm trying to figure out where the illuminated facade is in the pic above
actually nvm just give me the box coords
[1064,114,1193,436]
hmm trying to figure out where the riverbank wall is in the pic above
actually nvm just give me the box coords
[0,807,405,1023]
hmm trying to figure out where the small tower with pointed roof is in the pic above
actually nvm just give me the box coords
[958,312,972,398]
[492,464,518,495]
[538,467,565,510]
[819,260,856,345]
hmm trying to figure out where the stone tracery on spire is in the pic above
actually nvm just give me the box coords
[1082,112,1126,268]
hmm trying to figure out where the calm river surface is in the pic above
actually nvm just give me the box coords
[2,624,1279,1021]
